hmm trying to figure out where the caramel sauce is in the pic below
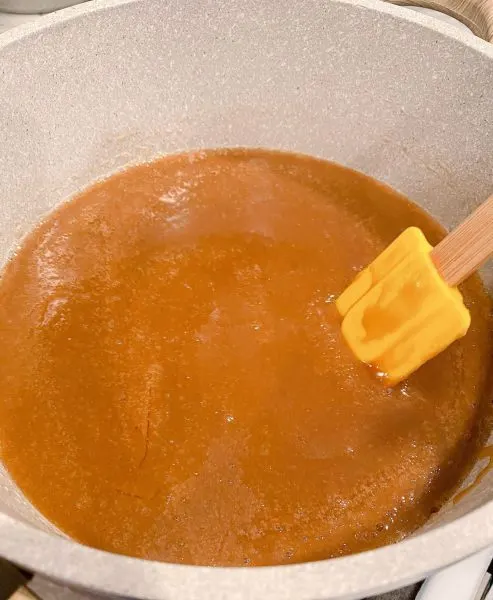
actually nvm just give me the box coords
[0,149,491,566]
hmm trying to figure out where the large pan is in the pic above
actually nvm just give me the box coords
[0,1,492,598]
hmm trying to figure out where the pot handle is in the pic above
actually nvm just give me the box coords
[388,0,493,41]
[415,546,493,600]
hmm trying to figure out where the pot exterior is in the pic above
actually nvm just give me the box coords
[0,1,86,14]
[0,0,492,599]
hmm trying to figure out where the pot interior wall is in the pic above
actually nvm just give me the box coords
[0,0,492,544]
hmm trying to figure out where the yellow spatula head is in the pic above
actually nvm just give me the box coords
[336,227,471,385]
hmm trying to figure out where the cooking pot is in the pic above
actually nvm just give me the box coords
[0,1,86,14]
[0,0,492,598]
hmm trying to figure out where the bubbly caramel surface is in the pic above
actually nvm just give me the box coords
[0,149,491,566]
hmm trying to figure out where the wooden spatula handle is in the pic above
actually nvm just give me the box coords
[386,0,493,42]
[431,196,493,286]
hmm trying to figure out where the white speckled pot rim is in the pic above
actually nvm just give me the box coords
[0,0,492,598]
[0,0,492,57]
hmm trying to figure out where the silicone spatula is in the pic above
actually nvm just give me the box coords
[336,195,493,385]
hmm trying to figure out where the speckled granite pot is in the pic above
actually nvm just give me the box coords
[0,0,492,598]
[0,1,86,13]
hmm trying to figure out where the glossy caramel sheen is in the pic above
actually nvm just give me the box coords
[0,149,491,566]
